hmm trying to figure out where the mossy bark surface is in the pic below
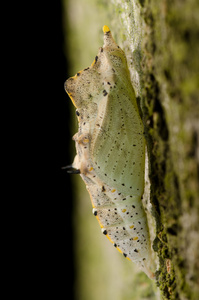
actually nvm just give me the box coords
[140,1,199,299]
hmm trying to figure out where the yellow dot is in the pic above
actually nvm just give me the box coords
[111,189,116,193]
[133,237,138,240]
[103,25,110,33]
[122,209,126,213]
[83,138,89,143]
[129,225,134,229]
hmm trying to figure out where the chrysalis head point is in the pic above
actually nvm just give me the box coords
[103,25,110,34]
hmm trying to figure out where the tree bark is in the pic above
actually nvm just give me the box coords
[141,1,199,299]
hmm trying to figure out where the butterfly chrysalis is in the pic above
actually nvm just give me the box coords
[64,25,154,279]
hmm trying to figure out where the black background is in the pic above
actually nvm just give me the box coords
[11,2,76,298]
[37,2,75,298]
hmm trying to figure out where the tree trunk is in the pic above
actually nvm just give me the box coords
[141,0,199,299]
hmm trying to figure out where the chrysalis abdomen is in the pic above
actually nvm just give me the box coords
[65,25,154,279]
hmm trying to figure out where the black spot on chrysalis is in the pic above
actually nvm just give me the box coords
[103,90,108,96]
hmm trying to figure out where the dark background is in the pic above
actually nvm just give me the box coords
[12,2,76,298]
[37,2,75,298]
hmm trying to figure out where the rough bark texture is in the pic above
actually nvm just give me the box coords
[141,1,199,299]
